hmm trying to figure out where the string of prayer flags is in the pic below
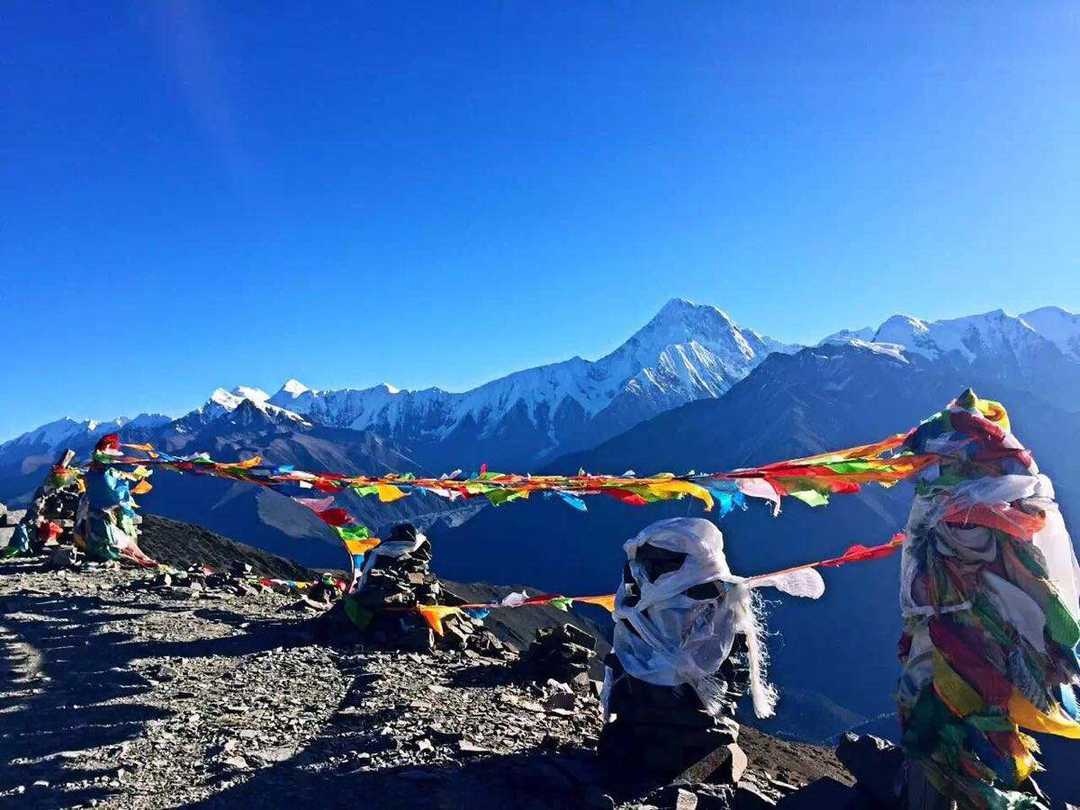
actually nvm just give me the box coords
[417,532,906,636]
[89,427,942,521]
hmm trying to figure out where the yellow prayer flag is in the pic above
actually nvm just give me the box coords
[650,480,714,510]
[344,538,382,555]
[376,484,408,503]
[932,650,984,717]
[1008,691,1080,739]
[975,397,1011,433]
[575,594,616,612]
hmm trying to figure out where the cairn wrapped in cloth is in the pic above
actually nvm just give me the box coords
[3,449,83,558]
[898,391,1080,810]
[77,434,157,567]
[606,518,825,720]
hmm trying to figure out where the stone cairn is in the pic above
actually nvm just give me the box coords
[323,523,506,656]
[598,540,751,788]
[516,623,596,694]
[25,450,81,548]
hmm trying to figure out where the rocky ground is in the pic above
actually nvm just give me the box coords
[0,518,860,810]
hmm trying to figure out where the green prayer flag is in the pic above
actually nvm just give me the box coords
[789,489,829,507]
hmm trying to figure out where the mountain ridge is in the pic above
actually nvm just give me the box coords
[6,301,1079,463]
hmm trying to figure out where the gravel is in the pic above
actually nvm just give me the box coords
[0,552,850,810]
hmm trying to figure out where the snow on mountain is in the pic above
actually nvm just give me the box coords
[1022,306,1080,361]
[871,310,1052,362]
[819,327,875,345]
[0,414,171,454]
[268,298,796,464]
[823,307,1080,404]
[278,378,311,398]
[181,386,311,429]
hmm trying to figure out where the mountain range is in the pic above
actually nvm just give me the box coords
[2,301,1078,558]
[6,300,1077,477]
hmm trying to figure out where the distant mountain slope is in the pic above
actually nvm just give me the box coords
[138,513,317,580]
[1021,305,1080,361]
[429,341,1080,741]
[136,396,479,570]
[836,307,1080,404]
[0,414,171,503]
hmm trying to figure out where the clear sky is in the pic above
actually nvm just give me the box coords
[2,2,1078,440]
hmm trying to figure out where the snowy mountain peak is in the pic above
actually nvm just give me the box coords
[819,327,875,346]
[232,386,270,403]
[252,298,796,463]
[277,378,311,399]
[871,310,1051,363]
[1021,306,1080,361]
[876,311,928,339]
[198,386,308,426]
[637,298,740,343]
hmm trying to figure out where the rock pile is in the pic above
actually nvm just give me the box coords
[835,732,903,807]
[516,622,597,687]
[143,562,269,600]
[6,462,81,555]
[323,524,508,658]
[599,653,747,787]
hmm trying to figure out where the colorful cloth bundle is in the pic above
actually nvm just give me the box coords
[78,437,157,567]
[2,456,85,559]
[897,391,1080,809]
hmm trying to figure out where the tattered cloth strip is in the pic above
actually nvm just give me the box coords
[897,391,1080,810]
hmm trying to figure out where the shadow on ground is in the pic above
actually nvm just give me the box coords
[176,651,616,810]
[0,560,306,806]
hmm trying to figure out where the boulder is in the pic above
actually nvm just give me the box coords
[835,733,902,807]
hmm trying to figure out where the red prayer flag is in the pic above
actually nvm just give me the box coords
[606,488,648,507]
[316,507,353,527]
[819,533,905,568]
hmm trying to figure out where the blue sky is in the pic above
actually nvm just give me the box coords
[2,2,1078,440]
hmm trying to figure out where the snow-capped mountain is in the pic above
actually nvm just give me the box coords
[172,386,311,432]
[269,298,795,469]
[824,307,1080,402]
[0,414,171,456]
[819,327,874,345]
[1021,306,1080,361]
[872,310,1048,361]
[0,413,172,504]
